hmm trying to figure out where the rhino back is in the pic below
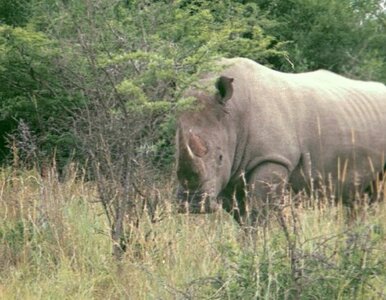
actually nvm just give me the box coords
[220,58,386,192]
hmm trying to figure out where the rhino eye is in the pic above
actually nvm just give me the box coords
[219,154,223,162]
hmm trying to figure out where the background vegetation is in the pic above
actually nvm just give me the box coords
[0,0,385,168]
[0,0,385,298]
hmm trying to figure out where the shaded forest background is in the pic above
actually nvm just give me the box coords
[0,0,385,172]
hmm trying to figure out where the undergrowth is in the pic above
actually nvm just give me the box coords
[0,167,385,299]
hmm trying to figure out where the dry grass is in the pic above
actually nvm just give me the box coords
[0,167,385,299]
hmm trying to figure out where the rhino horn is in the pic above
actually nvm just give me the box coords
[177,128,195,160]
[178,128,208,159]
[216,76,234,104]
[188,131,208,157]
[185,140,196,159]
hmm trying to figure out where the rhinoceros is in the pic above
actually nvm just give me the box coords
[176,57,386,224]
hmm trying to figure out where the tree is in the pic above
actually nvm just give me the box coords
[0,0,32,27]
[0,25,81,168]
[256,0,386,82]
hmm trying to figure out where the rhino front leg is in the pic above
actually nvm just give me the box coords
[244,162,289,226]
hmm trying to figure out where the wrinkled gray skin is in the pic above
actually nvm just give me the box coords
[176,57,386,224]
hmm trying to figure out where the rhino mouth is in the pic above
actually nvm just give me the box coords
[177,189,220,214]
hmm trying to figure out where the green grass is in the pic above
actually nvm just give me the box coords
[0,168,385,299]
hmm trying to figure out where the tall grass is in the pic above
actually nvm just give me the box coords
[0,167,385,299]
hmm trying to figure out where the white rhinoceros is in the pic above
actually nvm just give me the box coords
[177,57,386,224]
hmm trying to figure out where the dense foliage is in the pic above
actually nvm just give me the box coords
[0,0,385,168]
[258,0,386,80]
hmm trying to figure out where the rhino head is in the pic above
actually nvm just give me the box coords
[176,76,235,214]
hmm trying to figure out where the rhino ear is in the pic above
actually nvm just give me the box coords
[216,76,234,104]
